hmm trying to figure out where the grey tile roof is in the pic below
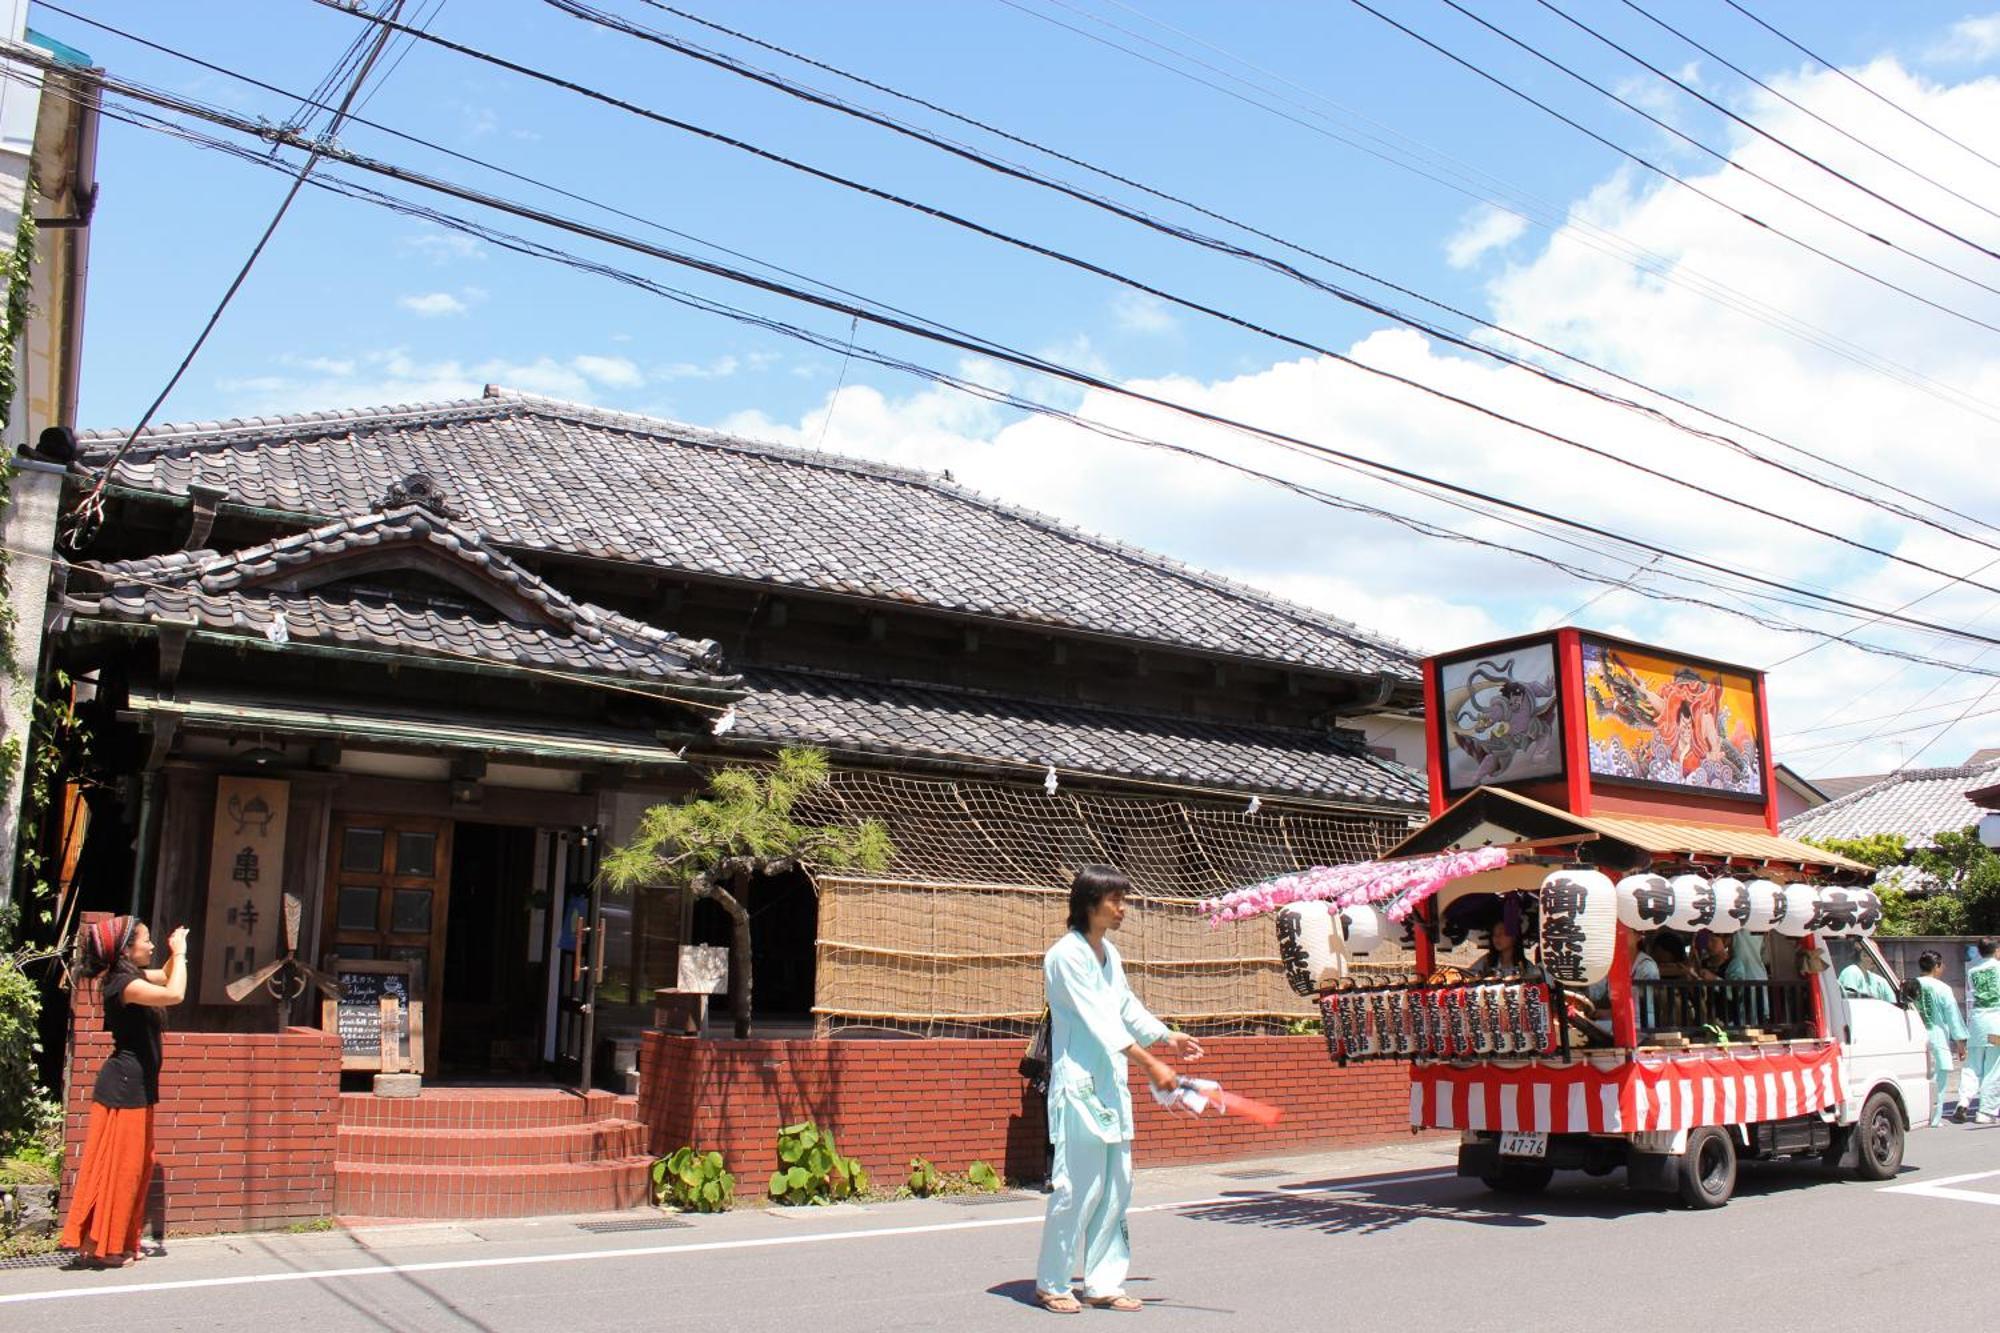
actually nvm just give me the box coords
[67,506,733,686]
[78,388,1419,683]
[1810,773,1885,803]
[728,667,1427,806]
[1780,760,2000,847]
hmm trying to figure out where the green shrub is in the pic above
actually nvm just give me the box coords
[768,1121,868,1206]
[653,1146,735,1213]
[965,1160,1002,1193]
[905,1155,941,1197]
[0,954,57,1159]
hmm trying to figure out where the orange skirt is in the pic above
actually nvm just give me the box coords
[60,1102,155,1259]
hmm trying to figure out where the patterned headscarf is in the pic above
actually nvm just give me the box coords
[86,915,137,976]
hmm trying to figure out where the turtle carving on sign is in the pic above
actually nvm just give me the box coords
[226,791,275,837]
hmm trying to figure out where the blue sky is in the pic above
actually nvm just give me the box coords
[36,1,2000,777]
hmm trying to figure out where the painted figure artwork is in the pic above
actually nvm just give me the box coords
[1438,641,1562,792]
[1583,640,1765,797]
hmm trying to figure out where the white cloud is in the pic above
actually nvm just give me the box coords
[399,230,486,264]
[1928,14,2000,63]
[1110,291,1177,335]
[1444,204,1528,269]
[398,292,468,318]
[572,354,646,389]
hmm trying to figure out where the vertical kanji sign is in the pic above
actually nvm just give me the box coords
[199,776,290,1005]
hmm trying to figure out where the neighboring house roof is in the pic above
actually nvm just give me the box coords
[728,667,1426,807]
[1779,761,2000,847]
[1967,747,2000,768]
[1970,781,2000,812]
[78,388,1418,683]
[1773,762,1828,806]
[1809,773,1886,803]
[65,501,733,687]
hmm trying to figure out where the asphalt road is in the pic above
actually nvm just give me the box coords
[5,1123,1994,1331]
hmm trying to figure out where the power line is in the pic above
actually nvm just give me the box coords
[38,62,2000,703]
[1721,0,2000,178]
[42,56,2000,663]
[1616,0,2000,228]
[1534,0,2000,264]
[1346,0,2000,336]
[303,3,2000,605]
[583,0,2000,558]
[65,0,410,546]
[996,0,2000,427]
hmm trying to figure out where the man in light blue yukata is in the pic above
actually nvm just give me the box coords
[1914,950,1967,1127]
[1962,938,2000,1125]
[1034,865,1202,1315]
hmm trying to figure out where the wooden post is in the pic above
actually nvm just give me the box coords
[408,1000,426,1075]
[379,995,400,1073]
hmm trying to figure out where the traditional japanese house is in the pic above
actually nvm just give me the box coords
[49,387,1429,1225]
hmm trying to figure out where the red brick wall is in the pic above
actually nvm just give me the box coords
[63,966,342,1237]
[637,1034,1412,1185]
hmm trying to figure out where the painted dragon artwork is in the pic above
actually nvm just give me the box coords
[1585,647,1760,793]
[1447,657,1561,785]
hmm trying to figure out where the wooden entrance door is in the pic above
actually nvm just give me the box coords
[324,816,453,1073]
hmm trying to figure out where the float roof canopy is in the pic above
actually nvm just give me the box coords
[1389,786,1869,875]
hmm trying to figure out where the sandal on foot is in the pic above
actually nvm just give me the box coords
[1083,1295,1144,1312]
[1036,1292,1083,1314]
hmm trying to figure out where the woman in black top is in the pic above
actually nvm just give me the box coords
[60,915,188,1268]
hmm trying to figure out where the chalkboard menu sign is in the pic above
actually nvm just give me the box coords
[322,959,423,1073]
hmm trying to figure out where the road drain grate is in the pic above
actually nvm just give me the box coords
[944,1192,1033,1206]
[0,1251,76,1271]
[575,1216,694,1234]
[1218,1167,1289,1180]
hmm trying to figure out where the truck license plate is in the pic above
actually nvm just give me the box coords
[1499,1132,1547,1159]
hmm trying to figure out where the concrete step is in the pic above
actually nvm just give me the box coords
[332,1157,655,1220]
[336,1118,649,1167]
[338,1087,637,1130]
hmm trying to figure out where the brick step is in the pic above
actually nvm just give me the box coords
[333,1157,655,1219]
[337,1119,648,1167]
[338,1088,637,1130]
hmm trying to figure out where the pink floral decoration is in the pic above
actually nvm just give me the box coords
[1199,846,1511,925]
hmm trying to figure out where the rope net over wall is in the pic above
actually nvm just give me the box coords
[798,769,1422,1037]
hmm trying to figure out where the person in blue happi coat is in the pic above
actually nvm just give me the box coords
[1034,865,1202,1315]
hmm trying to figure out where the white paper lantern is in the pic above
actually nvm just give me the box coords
[1276,902,1346,996]
[1617,872,1674,932]
[1665,874,1721,932]
[1708,877,1749,935]
[1767,881,1816,937]
[1744,879,1784,933]
[1339,904,1391,959]
[1812,886,1883,938]
[1538,868,1617,988]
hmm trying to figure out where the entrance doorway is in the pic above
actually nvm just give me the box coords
[323,817,453,1073]
[441,823,541,1074]
[689,866,818,1025]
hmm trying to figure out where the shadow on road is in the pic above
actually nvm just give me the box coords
[1180,1178,1542,1236]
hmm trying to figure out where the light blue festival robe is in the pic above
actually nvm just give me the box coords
[1916,974,1968,1126]
[1966,955,2000,1120]
[1034,929,1169,1301]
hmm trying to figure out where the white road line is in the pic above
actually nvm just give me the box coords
[0,1168,1453,1306]
[1879,1169,2000,1208]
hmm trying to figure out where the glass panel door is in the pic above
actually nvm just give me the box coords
[324,816,453,1073]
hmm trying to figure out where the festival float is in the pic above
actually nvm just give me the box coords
[1204,628,1930,1209]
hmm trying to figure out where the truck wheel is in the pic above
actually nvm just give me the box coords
[1854,1090,1906,1181]
[1678,1127,1737,1209]
[1479,1163,1554,1196]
